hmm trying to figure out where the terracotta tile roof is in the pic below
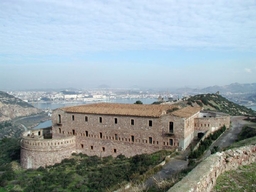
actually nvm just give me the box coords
[62,103,201,118]
[172,106,201,118]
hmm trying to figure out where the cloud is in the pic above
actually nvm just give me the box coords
[245,68,252,73]
[0,0,256,57]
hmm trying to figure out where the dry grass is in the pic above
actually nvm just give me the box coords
[213,162,256,192]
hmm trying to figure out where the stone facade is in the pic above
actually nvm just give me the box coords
[168,145,256,192]
[20,103,230,169]
[52,104,202,157]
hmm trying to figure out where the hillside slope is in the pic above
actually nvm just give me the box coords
[184,93,256,116]
[0,91,41,122]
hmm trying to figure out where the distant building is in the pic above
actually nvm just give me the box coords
[20,103,230,169]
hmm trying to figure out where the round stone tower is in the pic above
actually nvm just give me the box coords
[20,128,76,169]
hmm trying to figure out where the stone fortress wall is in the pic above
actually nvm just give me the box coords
[169,145,256,192]
[20,104,230,169]
[20,128,76,169]
[194,111,230,136]
[52,110,183,158]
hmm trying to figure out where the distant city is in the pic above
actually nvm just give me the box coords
[7,83,256,112]
[8,88,177,109]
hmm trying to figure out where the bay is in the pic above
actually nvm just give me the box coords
[33,120,52,129]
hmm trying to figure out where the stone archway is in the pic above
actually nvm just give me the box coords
[198,132,204,139]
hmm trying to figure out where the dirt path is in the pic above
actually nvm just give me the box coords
[203,116,250,158]
[145,116,249,189]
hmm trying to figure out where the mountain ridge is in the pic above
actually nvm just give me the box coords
[184,93,256,116]
[0,91,41,122]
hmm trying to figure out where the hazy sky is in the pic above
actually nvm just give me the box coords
[1,0,256,90]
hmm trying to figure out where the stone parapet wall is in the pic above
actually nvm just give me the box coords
[21,136,76,151]
[20,135,76,169]
[168,145,256,192]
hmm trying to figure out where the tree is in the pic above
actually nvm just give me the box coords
[134,100,143,104]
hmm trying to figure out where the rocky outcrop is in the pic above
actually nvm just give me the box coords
[0,91,41,122]
[168,145,256,192]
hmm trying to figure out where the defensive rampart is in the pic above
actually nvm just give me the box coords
[194,111,230,134]
[168,145,256,192]
[20,129,76,169]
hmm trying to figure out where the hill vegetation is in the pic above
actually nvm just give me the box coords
[184,93,256,116]
[0,138,172,192]
[213,162,256,192]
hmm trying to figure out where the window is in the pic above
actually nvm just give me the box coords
[115,134,118,140]
[149,120,152,127]
[169,139,173,146]
[114,118,118,124]
[85,131,88,137]
[91,146,93,150]
[81,144,84,148]
[72,115,75,121]
[131,119,134,125]
[114,149,117,153]
[149,137,153,144]
[169,122,174,133]
[59,128,61,134]
[72,129,75,135]
[99,117,102,123]
[85,116,88,122]
[58,114,61,123]
[131,135,134,142]
[102,147,105,152]
[38,131,41,136]
[100,132,102,139]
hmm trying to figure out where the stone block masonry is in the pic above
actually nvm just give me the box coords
[20,103,230,169]
[20,129,76,169]
[168,145,256,192]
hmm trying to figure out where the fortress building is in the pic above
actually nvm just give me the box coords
[20,103,230,169]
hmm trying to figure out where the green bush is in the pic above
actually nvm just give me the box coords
[189,126,226,159]
[237,126,256,141]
